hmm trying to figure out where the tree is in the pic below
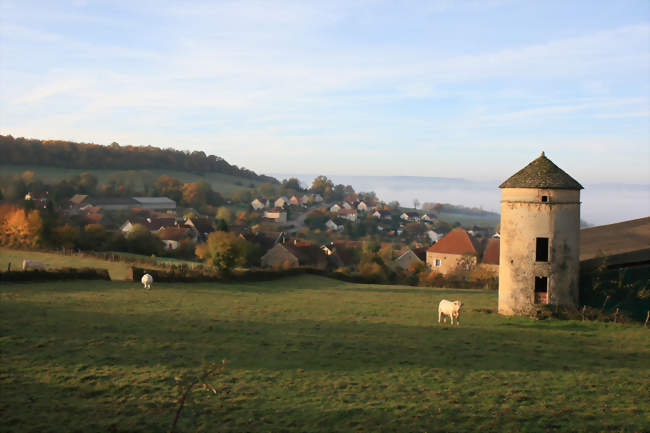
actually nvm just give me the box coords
[80,224,107,250]
[257,182,276,199]
[282,177,302,192]
[195,231,251,275]
[182,181,223,208]
[126,224,164,255]
[79,172,98,194]
[155,175,183,202]
[216,207,234,224]
[231,189,252,204]
[311,176,334,196]
[52,224,81,249]
[0,204,43,247]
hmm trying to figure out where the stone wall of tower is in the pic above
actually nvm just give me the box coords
[498,188,580,315]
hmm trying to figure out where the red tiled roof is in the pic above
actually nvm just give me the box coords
[339,209,357,215]
[481,238,500,265]
[427,228,478,255]
[157,227,191,241]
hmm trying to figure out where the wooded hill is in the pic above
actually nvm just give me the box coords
[0,135,277,183]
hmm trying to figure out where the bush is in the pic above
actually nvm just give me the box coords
[0,267,110,282]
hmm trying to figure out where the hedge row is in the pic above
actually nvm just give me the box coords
[0,268,111,282]
[129,265,495,289]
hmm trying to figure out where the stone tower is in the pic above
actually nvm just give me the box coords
[498,152,583,315]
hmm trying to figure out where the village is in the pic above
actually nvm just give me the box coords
[13,180,500,282]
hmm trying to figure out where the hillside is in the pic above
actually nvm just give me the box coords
[0,164,265,195]
[0,134,277,184]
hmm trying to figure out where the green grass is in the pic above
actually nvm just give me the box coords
[1,275,648,433]
[0,248,134,280]
[0,164,265,196]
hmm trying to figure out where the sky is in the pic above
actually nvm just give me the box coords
[1,0,649,185]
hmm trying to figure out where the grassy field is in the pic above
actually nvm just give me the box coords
[0,248,202,281]
[0,164,268,196]
[1,275,648,433]
[0,248,133,280]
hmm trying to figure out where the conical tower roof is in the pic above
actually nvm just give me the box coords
[499,152,583,190]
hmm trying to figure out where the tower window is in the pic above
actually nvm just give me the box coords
[535,276,548,304]
[541,195,548,202]
[536,237,549,262]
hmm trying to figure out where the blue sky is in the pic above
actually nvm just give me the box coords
[1,0,648,184]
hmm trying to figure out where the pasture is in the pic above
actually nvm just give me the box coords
[1,275,648,433]
[0,164,264,195]
[0,248,133,280]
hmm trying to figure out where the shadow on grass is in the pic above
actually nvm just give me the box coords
[3,300,648,376]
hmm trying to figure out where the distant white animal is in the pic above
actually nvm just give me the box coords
[141,273,153,290]
[438,299,463,325]
[22,260,46,271]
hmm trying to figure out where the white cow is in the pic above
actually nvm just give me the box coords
[438,299,463,325]
[22,260,46,271]
[141,273,153,290]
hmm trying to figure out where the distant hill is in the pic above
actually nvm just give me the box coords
[0,134,277,184]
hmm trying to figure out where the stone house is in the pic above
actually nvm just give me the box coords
[426,228,480,275]
[263,208,287,224]
[251,198,267,210]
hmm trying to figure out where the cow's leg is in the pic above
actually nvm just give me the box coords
[438,310,442,323]
[450,315,454,325]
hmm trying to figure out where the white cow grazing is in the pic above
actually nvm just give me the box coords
[22,260,46,271]
[141,273,153,290]
[438,299,463,325]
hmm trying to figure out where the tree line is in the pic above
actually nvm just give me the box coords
[0,135,277,182]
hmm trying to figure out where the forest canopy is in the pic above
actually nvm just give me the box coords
[0,135,277,183]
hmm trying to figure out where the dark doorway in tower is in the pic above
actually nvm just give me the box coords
[535,276,548,304]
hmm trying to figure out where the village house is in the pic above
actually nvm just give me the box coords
[250,198,267,211]
[184,217,215,241]
[426,227,480,275]
[289,195,302,206]
[312,194,324,203]
[120,216,178,236]
[339,209,357,222]
[420,213,437,222]
[261,239,328,269]
[157,226,192,250]
[372,209,392,220]
[264,208,287,224]
[300,194,313,206]
[274,196,290,208]
[357,201,369,212]
[426,230,443,243]
[479,237,500,275]
[394,247,427,270]
[329,203,342,213]
[342,201,354,210]
[320,240,362,268]
[325,219,343,231]
[401,212,421,222]
[24,191,49,208]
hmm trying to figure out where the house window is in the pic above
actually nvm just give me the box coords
[541,195,548,202]
[536,237,549,262]
[434,259,441,267]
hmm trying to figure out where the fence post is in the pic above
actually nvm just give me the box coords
[581,305,586,321]
[644,311,649,328]
[614,307,620,323]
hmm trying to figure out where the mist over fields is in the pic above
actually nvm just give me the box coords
[272,174,649,226]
